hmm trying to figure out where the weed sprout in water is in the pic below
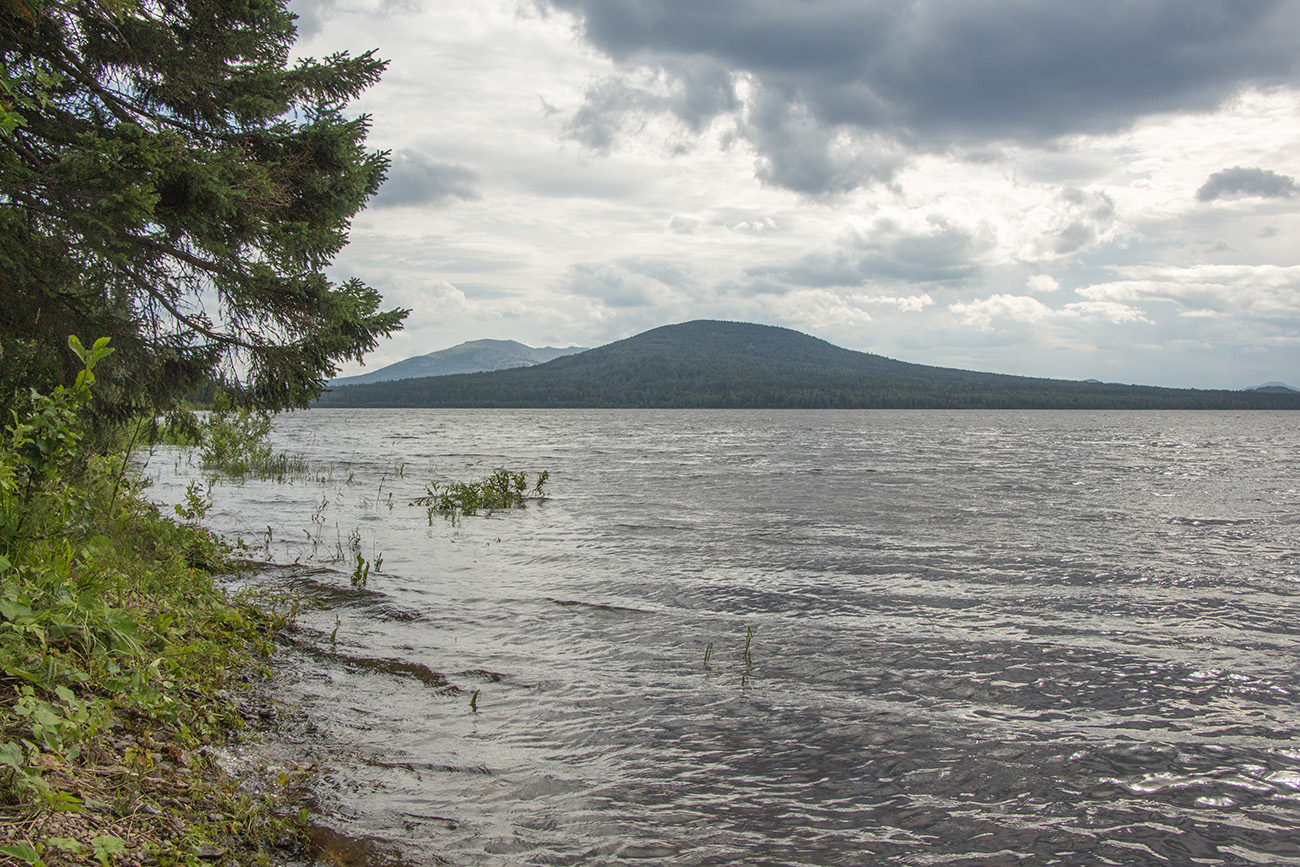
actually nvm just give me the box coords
[414,468,549,524]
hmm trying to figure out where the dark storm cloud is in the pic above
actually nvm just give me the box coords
[373,151,481,208]
[541,0,1300,194]
[1196,167,1300,202]
[565,57,739,151]
[741,89,905,195]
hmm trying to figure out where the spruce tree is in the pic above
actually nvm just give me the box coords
[0,0,406,417]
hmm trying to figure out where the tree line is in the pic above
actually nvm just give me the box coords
[317,321,1300,411]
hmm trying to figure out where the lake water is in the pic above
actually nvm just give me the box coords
[144,409,1300,866]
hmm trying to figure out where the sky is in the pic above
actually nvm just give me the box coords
[288,0,1300,390]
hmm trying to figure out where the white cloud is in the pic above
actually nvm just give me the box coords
[1061,300,1151,324]
[1077,265,1300,320]
[949,295,1054,331]
[1027,274,1060,294]
[949,293,1149,332]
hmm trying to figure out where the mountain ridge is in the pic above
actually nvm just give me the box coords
[315,320,1300,410]
[330,338,587,386]
[1244,381,1299,393]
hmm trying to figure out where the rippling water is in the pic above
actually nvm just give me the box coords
[145,409,1300,866]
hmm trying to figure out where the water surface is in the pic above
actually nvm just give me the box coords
[146,410,1300,865]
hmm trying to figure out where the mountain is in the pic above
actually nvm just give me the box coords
[1243,381,1299,393]
[329,339,587,386]
[315,320,1300,410]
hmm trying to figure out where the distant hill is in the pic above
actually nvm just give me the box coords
[1243,382,1299,394]
[315,320,1300,410]
[329,339,587,386]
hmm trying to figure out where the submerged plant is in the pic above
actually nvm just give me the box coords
[414,468,549,524]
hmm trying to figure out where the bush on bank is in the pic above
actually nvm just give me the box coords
[0,339,305,866]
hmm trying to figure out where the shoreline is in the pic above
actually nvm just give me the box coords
[1,458,315,865]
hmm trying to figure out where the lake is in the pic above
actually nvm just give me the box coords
[144,409,1300,865]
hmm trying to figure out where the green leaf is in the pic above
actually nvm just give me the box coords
[0,597,33,620]
[0,843,44,867]
[91,835,127,861]
[0,740,26,772]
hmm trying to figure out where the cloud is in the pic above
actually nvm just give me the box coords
[741,90,906,195]
[1027,275,1060,294]
[1014,187,1117,259]
[1077,265,1300,321]
[749,211,997,289]
[949,293,1150,331]
[386,280,471,329]
[950,294,1054,331]
[563,259,697,308]
[760,289,876,331]
[1060,300,1151,324]
[542,0,1300,194]
[1052,189,1116,253]
[372,150,481,208]
[287,0,340,38]
[564,59,739,151]
[1196,166,1300,202]
[668,215,701,234]
[291,0,426,36]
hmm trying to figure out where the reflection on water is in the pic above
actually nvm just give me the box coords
[145,410,1300,865]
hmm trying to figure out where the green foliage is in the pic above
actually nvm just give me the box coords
[0,339,290,856]
[415,468,549,524]
[1,336,113,541]
[124,408,205,449]
[90,835,126,867]
[350,552,370,588]
[175,480,213,523]
[0,0,407,422]
[198,392,307,480]
[0,841,44,867]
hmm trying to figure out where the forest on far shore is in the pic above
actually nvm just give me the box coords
[317,321,1300,411]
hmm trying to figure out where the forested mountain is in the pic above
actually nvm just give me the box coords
[315,321,1300,410]
[330,339,587,386]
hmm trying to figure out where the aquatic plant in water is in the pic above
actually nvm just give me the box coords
[198,392,309,481]
[414,469,549,524]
